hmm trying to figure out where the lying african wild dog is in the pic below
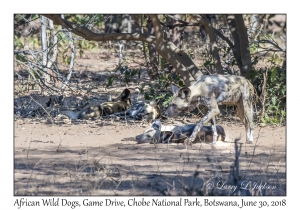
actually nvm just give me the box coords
[164,75,256,144]
[135,120,225,144]
[130,99,161,121]
[78,88,131,119]
[61,89,131,119]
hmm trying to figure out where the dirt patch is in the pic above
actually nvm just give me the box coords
[14,117,286,196]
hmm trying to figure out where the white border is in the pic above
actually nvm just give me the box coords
[3,0,295,208]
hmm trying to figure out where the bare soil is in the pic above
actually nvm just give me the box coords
[14,48,286,196]
[14,118,286,196]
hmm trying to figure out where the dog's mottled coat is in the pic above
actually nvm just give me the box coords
[135,120,226,144]
[164,75,256,144]
[78,89,131,119]
[143,100,161,121]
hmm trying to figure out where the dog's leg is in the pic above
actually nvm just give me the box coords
[186,98,220,145]
[243,99,254,143]
[236,97,254,143]
[210,117,218,144]
[236,98,245,123]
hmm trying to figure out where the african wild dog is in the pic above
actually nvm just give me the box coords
[130,100,161,121]
[164,75,256,144]
[135,120,226,144]
[61,89,131,119]
[78,88,131,119]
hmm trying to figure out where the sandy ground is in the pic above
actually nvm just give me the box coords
[14,117,286,196]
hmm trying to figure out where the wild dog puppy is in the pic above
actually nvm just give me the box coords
[164,75,256,144]
[135,120,226,144]
[78,88,131,119]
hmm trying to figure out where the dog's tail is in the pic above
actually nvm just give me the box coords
[247,79,258,104]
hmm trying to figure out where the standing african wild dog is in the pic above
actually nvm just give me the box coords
[78,88,131,119]
[164,75,256,144]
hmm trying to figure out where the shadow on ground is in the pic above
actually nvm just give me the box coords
[14,139,286,196]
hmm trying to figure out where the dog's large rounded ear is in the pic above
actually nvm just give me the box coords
[178,87,191,99]
[171,85,180,95]
[120,88,131,101]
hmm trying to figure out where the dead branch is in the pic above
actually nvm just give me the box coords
[61,26,76,91]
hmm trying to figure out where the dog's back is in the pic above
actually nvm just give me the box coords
[78,89,131,119]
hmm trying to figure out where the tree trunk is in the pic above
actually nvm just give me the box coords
[234,15,252,78]
[46,19,58,70]
[201,16,223,75]
[249,14,259,38]
[164,14,183,48]
[146,18,159,79]
[120,14,132,33]
[163,14,185,73]
[41,15,48,80]
[149,15,201,86]
[140,15,149,68]
[226,15,242,73]
[105,14,119,33]
[192,15,223,75]
[61,30,75,91]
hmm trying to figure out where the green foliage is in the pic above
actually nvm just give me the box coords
[15,53,27,63]
[57,32,99,63]
[250,42,259,54]
[159,57,168,70]
[104,66,141,88]
[106,63,184,106]
[14,35,39,50]
[248,15,286,125]
[106,76,115,88]
[139,72,184,106]
[65,14,105,28]
[263,66,286,125]
[77,40,99,52]
[122,66,140,84]
[14,35,24,49]
[203,55,214,69]
[251,66,286,125]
